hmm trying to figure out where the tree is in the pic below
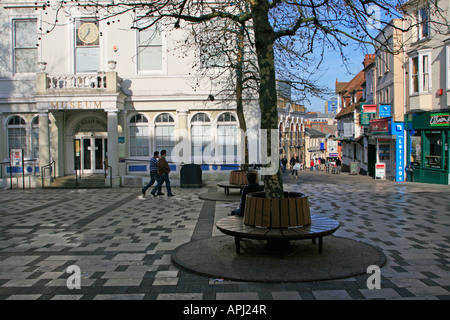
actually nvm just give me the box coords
[41,0,449,198]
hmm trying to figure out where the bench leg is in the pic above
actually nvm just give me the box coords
[235,237,241,254]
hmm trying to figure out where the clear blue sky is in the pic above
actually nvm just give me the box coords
[304,47,367,113]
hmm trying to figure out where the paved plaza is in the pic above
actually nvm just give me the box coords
[1,169,450,303]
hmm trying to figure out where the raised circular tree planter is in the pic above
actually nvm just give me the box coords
[243,191,311,228]
[229,169,259,185]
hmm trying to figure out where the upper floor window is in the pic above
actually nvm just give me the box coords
[416,8,429,41]
[137,20,163,72]
[410,51,431,95]
[75,19,100,73]
[447,44,450,90]
[14,19,37,74]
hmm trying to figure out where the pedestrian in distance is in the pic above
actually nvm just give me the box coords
[230,171,263,217]
[281,156,288,173]
[335,157,342,174]
[142,151,163,196]
[151,149,174,197]
[289,156,296,171]
[292,161,300,179]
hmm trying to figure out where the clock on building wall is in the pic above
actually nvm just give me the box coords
[77,22,99,45]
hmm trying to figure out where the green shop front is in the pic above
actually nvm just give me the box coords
[405,111,450,184]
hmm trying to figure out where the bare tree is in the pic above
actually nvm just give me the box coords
[39,0,449,198]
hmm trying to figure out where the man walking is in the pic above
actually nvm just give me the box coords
[142,151,163,196]
[151,149,174,197]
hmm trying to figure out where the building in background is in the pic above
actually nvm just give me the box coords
[0,1,265,188]
[403,0,450,184]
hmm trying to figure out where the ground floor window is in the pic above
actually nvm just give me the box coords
[410,131,422,166]
[423,130,443,169]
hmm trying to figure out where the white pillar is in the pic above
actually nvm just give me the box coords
[38,112,50,170]
[0,113,5,162]
[107,111,120,186]
[51,111,65,177]
[176,110,190,163]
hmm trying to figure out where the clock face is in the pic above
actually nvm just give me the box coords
[77,22,99,45]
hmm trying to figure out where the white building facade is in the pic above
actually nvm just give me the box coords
[0,1,262,187]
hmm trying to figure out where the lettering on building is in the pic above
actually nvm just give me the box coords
[430,113,450,126]
[51,101,103,109]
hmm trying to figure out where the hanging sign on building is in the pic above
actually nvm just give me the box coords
[369,118,389,134]
[390,121,405,182]
[379,105,391,118]
[362,104,377,113]
[360,112,370,126]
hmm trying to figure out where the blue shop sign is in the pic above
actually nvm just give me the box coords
[390,121,405,182]
[379,105,391,118]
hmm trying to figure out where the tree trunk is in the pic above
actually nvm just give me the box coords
[250,0,284,198]
[236,25,249,171]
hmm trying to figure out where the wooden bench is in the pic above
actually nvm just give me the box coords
[218,169,259,195]
[216,214,340,255]
[217,182,246,195]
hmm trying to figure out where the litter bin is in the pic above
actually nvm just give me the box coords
[180,164,202,187]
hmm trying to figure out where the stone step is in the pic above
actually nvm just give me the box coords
[46,175,107,188]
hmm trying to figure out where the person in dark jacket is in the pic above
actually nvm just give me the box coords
[230,171,263,217]
[151,149,174,197]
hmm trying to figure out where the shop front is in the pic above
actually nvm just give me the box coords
[405,111,450,185]
[368,117,405,182]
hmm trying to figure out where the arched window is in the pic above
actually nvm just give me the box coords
[191,113,211,161]
[32,117,40,159]
[217,112,238,162]
[7,115,27,156]
[129,114,149,157]
[155,113,175,159]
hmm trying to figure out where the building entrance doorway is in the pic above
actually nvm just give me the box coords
[74,133,107,174]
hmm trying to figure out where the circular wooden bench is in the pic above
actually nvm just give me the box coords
[216,214,340,255]
[218,170,259,195]
[217,182,246,195]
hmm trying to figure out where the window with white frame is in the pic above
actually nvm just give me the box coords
[155,113,175,159]
[410,51,431,95]
[13,19,37,74]
[447,44,450,90]
[137,19,163,72]
[416,8,430,41]
[32,117,39,159]
[129,114,149,157]
[75,19,100,73]
[7,115,27,156]
[217,112,238,163]
[191,113,211,162]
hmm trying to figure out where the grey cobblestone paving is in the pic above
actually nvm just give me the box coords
[1,170,450,302]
